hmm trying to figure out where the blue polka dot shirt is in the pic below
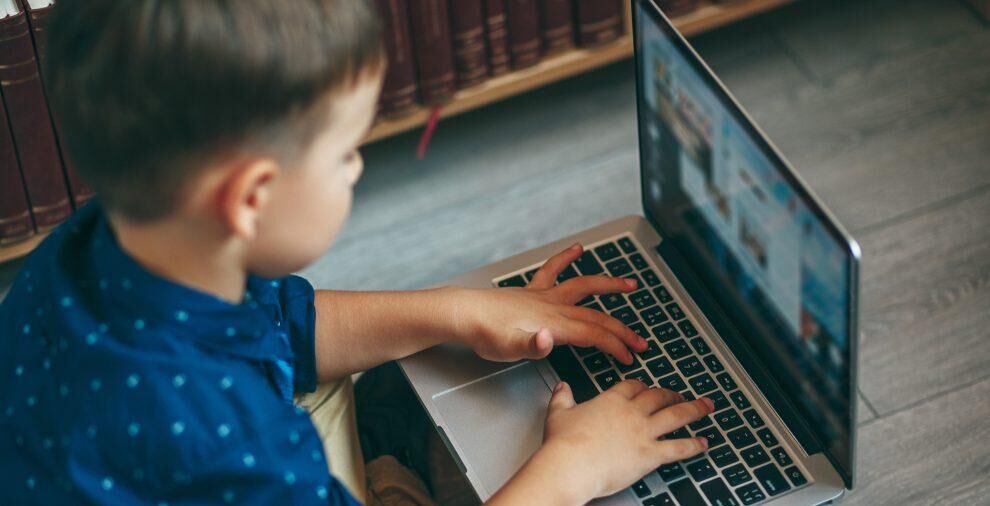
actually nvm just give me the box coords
[0,203,361,505]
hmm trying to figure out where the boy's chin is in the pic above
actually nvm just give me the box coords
[246,247,328,280]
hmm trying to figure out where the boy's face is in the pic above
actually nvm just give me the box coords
[245,71,383,277]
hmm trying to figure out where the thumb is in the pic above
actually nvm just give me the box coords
[548,381,575,412]
[529,328,554,359]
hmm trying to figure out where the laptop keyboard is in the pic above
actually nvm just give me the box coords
[494,235,810,506]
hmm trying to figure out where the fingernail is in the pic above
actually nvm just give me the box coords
[554,382,565,392]
[570,243,582,251]
[702,397,715,412]
[699,437,709,449]
[639,337,648,349]
[625,278,637,288]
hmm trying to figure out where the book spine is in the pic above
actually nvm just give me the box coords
[0,13,71,231]
[0,90,33,244]
[540,0,574,55]
[483,0,512,76]
[375,0,419,117]
[409,0,456,105]
[574,0,623,47]
[449,0,489,89]
[505,0,542,69]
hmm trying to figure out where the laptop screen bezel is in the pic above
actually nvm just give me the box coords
[631,0,861,489]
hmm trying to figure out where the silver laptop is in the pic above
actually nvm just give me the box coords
[398,1,861,504]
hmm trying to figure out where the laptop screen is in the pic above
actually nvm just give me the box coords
[633,0,859,487]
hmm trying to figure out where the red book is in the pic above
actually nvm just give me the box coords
[20,0,94,208]
[0,5,71,231]
[483,0,511,76]
[375,0,419,117]
[540,0,574,55]
[449,0,489,88]
[408,0,456,105]
[505,0,541,69]
[0,92,33,244]
[574,0,623,47]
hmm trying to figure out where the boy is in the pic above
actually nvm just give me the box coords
[0,0,714,504]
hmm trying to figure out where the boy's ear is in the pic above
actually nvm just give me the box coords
[217,157,280,240]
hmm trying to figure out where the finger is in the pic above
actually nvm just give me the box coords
[557,319,635,364]
[632,387,683,415]
[654,437,709,464]
[566,306,648,353]
[650,398,716,437]
[528,244,583,290]
[526,328,554,359]
[608,378,650,399]
[547,381,575,413]
[555,275,639,304]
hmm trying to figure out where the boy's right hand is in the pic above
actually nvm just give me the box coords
[542,379,713,502]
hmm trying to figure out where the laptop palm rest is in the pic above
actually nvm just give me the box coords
[432,361,552,497]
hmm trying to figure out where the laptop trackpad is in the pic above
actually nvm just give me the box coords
[432,362,552,498]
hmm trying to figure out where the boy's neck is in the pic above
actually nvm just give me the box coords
[109,213,248,304]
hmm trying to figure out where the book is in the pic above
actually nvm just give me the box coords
[408,0,456,104]
[483,0,512,76]
[657,0,698,17]
[574,0,624,47]
[505,0,541,69]
[539,0,574,55]
[0,87,33,244]
[0,1,71,231]
[449,0,489,88]
[375,0,419,117]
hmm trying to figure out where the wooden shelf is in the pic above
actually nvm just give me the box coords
[364,0,797,144]
[0,232,48,264]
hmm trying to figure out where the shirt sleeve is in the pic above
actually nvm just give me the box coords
[277,275,318,395]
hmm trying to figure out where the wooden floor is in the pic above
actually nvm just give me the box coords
[1,0,987,502]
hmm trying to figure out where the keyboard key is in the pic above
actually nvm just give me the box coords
[600,293,626,310]
[646,357,675,378]
[730,391,750,410]
[625,370,652,385]
[557,265,579,283]
[686,458,717,482]
[575,250,604,275]
[594,370,620,390]
[688,415,712,431]
[735,483,766,505]
[606,258,633,277]
[583,353,611,373]
[784,466,807,487]
[677,319,698,337]
[727,427,757,449]
[665,303,685,320]
[770,447,791,467]
[689,337,711,355]
[632,479,651,498]
[641,306,668,326]
[714,409,743,431]
[639,340,663,360]
[743,409,765,428]
[689,373,718,395]
[740,446,770,467]
[682,391,696,401]
[653,286,673,303]
[708,445,738,468]
[656,463,685,482]
[653,322,680,342]
[629,252,648,270]
[614,355,641,374]
[668,477,707,506]
[753,464,791,496]
[709,391,730,411]
[668,427,690,440]
[657,373,687,392]
[663,339,691,360]
[716,373,738,392]
[576,295,594,306]
[617,237,637,254]
[703,355,724,373]
[610,306,637,325]
[629,322,650,339]
[523,268,539,281]
[586,302,604,312]
[630,290,657,310]
[700,478,740,506]
[644,492,674,506]
[723,464,752,487]
[594,242,621,262]
[641,269,661,287]
[694,427,726,448]
[676,356,705,377]
[573,345,596,357]
[757,428,778,448]
[497,275,526,287]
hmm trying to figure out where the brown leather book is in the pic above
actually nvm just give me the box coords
[574,0,624,47]
[505,0,541,69]
[449,0,489,88]
[0,6,71,231]
[483,0,511,76]
[409,0,456,105]
[0,92,33,244]
[375,0,419,117]
[540,0,574,55]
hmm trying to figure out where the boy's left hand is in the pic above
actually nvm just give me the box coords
[452,244,649,364]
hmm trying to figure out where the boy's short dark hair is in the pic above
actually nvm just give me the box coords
[46,0,384,222]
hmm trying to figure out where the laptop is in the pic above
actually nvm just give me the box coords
[398,1,861,504]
